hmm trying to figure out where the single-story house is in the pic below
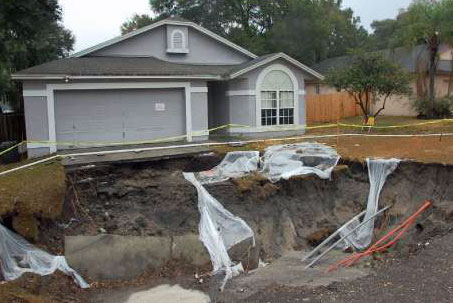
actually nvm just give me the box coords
[12,17,323,158]
[306,44,453,117]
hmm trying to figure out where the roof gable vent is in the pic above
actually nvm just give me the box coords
[167,26,189,54]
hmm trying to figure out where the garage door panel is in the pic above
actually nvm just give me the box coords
[54,88,185,148]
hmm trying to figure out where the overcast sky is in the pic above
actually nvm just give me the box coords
[59,0,413,53]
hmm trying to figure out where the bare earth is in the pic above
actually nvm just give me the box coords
[233,230,453,303]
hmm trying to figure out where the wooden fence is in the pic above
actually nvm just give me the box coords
[0,113,26,143]
[306,92,361,123]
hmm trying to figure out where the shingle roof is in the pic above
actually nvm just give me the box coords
[13,53,324,80]
[14,56,236,78]
[311,45,452,75]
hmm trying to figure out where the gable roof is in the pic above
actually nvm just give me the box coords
[12,53,325,81]
[311,45,453,75]
[72,17,257,59]
[229,53,325,80]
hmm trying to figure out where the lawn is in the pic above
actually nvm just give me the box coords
[213,116,453,165]
[307,116,453,135]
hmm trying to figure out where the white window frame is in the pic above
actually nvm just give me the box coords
[255,64,299,128]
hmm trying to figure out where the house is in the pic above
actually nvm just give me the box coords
[307,44,453,117]
[12,17,323,158]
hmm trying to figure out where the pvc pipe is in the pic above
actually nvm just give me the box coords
[304,205,392,269]
[302,210,367,262]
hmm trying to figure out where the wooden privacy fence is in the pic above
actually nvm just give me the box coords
[0,113,26,143]
[306,92,361,123]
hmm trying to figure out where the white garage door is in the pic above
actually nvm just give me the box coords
[54,88,185,148]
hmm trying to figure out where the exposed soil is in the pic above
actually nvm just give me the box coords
[2,153,453,302]
[63,155,453,262]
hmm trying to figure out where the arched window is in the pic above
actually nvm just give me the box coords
[260,69,295,126]
[171,29,185,50]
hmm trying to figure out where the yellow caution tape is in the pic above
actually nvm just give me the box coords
[2,119,453,158]
[0,141,26,157]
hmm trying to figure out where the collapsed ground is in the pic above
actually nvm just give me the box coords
[1,151,453,302]
[1,116,453,302]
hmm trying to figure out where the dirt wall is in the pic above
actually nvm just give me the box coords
[64,156,453,268]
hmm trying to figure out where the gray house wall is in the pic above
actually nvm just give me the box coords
[90,26,250,65]
[22,79,209,157]
[207,60,310,138]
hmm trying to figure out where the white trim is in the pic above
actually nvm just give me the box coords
[190,87,208,93]
[226,90,256,96]
[298,89,306,95]
[166,48,189,54]
[27,142,52,149]
[12,74,222,80]
[229,52,324,81]
[37,82,193,152]
[23,90,47,97]
[167,29,189,53]
[228,124,306,134]
[185,84,193,142]
[255,64,300,128]
[47,82,189,91]
[71,19,257,59]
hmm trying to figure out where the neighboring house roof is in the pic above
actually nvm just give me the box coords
[12,53,325,81]
[311,45,453,75]
[72,17,258,59]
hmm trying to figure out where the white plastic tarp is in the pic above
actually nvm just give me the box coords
[195,151,260,184]
[260,143,340,183]
[183,172,255,290]
[0,223,89,288]
[339,158,400,250]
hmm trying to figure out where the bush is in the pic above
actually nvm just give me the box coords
[411,96,453,118]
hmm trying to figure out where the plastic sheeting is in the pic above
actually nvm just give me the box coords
[0,223,89,288]
[339,158,400,250]
[195,151,260,184]
[260,143,340,183]
[183,172,255,291]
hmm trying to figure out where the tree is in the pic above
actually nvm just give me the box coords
[121,14,154,35]
[392,0,453,117]
[326,53,412,123]
[147,0,368,65]
[0,0,74,107]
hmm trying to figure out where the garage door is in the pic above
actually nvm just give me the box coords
[54,88,185,148]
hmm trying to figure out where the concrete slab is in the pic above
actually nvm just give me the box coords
[65,234,210,281]
[61,145,212,167]
[216,250,370,301]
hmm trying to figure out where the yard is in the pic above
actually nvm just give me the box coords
[212,116,453,165]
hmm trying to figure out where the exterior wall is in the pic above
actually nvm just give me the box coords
[90,26,250,65]
[218,59,308,135]
[190,80,208,140]
[22,78,209,158]
[24,95,51,157]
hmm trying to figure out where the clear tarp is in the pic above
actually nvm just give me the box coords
[260,143,340,183]
[195,151,260,184]
[0,223,89,288]
[339,158,400,250]
[183,172,255,291]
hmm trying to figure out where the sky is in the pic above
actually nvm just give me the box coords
[59,0,413,53]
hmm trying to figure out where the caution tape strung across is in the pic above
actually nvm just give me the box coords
[1,119,453,159]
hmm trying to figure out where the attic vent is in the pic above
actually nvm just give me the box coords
[172,31,184,49]
[167,29,189,54]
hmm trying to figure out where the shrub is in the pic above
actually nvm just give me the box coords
[411,96,453,118]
